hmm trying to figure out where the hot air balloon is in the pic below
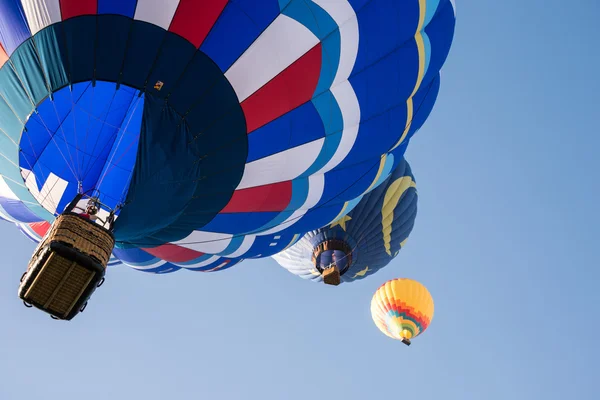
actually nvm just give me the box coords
[371,278,434,345]
[273,158,417,285]
[0,0,455,319]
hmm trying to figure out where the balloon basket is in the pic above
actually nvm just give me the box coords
[322,265,341,286]
[18,213,114,321]
[401,338,412,346]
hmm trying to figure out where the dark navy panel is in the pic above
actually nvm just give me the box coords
[247,102,325,163]
[114,95,195,241]
[120,21,166,89]
[183,75,241,130]
[144,32,196,96]
[0,0,31,54]
[95,15,133,83]
[114,69,247,245]
[33,25,69,92]
[61,16,97,84]
[200,0,280,71]
[98,0,138,17]
[167,51,225,114]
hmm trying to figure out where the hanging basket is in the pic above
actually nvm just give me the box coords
[18,213,115,321]
[322,265,341,286]
[312,239,351,286]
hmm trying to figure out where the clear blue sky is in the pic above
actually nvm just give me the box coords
[1,1,599,399]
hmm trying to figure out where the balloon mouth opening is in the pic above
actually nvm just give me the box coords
[19,81,144,217]
[312,239,353,276]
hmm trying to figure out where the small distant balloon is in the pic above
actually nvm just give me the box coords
[370,278,434,345]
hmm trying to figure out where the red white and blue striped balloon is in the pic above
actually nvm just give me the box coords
[0,0,455,273]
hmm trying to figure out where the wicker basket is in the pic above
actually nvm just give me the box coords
[322,265,341,286]
[312,239,351,286]
[18,213,115,320]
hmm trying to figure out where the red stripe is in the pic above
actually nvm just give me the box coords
[221,181,292,213]
[0,43,8,69]
[142,244,205,263]
[169,0,228,48]
[60,0,97,20]
[29,221,51,238]
[241,43,322,133]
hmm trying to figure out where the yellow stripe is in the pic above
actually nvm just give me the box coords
[330,201,350,225]
[282,233,300,251]
[352,266,369,278]
[364,154,388,194]
[390,1,427,151]
[382,176,417,255]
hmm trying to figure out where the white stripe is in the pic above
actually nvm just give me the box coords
[128,260,168,272]
[21,0,61,35]
[238,139,325,190]
[450,0,457,15]
[178,255,220,268]
[0,176,18,199]
[225,14,320,102]
[173,230,232,253]
[311,2,361,175]
[316,81,360,174]
[23,170,68,214]
[312,0,359,87]
[134,0,181,30]
[224,234,256,258]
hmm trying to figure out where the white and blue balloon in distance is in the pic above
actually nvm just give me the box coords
[273,158,418,284]
[0,0,455,273]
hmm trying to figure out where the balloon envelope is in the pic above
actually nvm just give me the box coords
[0,0,455,272]
[371,278,434,342]
[273,158,417,283]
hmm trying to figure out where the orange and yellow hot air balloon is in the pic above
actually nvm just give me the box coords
[370,278,434,345]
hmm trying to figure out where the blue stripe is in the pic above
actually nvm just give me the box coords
[0,0,31,55]
[201,0,281,71]
[350,0,420,74]
[98,0,138,17]
[350,40,420,123]
[424,0,442,26]
[112,247,158,266]
[217,234,247,257]
[247,102,325,162]
[200,212,280,235]
[300,91,343,176]
[0,197,40,222]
